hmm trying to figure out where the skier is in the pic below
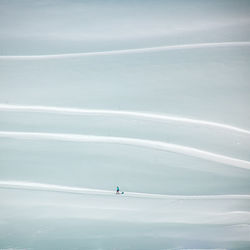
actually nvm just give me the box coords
[116,186,124,195]
[116,186,120,194]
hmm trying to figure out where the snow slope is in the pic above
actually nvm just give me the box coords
[0,0,250,249]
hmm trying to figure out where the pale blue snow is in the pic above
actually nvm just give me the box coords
[0,0,250,249]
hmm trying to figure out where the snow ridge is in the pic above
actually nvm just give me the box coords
[0,42,249,60]
[0,131,249,170]
[0,104,249,135]
[1,181,250,200]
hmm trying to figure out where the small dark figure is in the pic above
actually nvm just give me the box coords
[116,186,120,194]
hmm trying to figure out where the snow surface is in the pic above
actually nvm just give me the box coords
[0,0,250,249]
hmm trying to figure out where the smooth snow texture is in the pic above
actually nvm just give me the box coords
[1,0,250,248]
[0,104,250,135]
[0,42,250,60]
[0,131,250,170]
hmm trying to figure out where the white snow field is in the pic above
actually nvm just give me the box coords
[0,0,250,249]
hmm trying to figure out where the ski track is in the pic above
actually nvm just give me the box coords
[0,104,250,135]
[0,131,250,170]
[0,42,249,60]
[1,181,250,200]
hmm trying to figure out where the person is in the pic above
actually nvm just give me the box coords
[116,186,120,194]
